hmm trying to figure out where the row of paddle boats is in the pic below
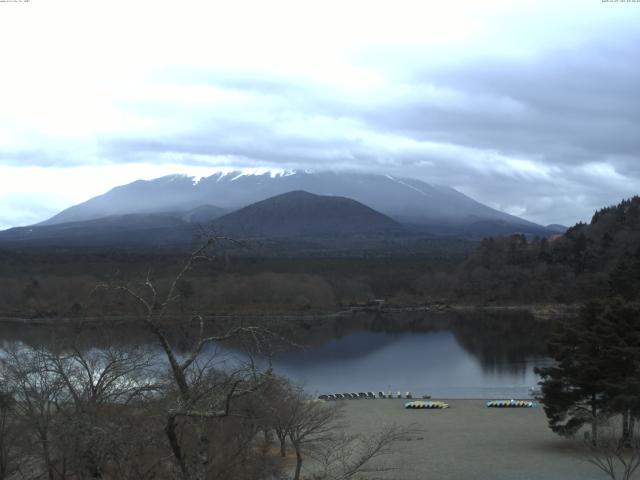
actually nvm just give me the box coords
[318,391,429,400]
[318,394,536,409]
[405,399,536,409]
[405,401,449,409]
[486,400,536,408]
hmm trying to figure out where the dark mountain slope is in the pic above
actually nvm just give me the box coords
[0,192,411,252]
[211,191,405,238]
[0,203,230,249]
[179,205,228,223]
[0,213,193,248]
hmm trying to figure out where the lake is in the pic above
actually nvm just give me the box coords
[267,330,546,398]
[203,310,554,399]
[0,310,556,399]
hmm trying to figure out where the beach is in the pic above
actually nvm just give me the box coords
[340,399,605,480]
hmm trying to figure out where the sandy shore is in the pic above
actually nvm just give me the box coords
[339,399,605,480]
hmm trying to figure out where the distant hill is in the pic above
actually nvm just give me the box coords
[37,170,551,238]
[0,204,228,249]
[545,224,568,234]
[0,191,436,254]
[0,213,193,248]
[211,191,404,238]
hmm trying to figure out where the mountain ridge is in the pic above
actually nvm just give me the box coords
[0,191,410,252]
[38,170,550,237]
[210,190,405,238]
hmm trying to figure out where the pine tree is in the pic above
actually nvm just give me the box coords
[537,300,640,445]
[536,302,610,444]
[609,248,640,301]
[596,301,640,446]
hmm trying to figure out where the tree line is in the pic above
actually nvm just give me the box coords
[453,196,640,303]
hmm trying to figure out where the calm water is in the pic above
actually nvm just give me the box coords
[0,311,554,399]
[267,331,547,398]
[198,311,554,399]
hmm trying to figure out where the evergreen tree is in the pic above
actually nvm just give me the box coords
[536,302,611,444]
[596,301,640,446]
[609,248,640,301]
[537,300,640,445]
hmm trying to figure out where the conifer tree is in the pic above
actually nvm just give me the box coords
[537,300,640,445]
[536,302,610,444]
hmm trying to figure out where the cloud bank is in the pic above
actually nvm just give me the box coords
[0,0,638,228]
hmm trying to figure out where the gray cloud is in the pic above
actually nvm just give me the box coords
[3,16,639,228]
[392,42,640,162]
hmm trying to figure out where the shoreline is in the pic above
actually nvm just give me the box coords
[0,302,578,326]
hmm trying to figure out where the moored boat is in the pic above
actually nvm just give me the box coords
[486,399,535,408]
[404,400,449,409]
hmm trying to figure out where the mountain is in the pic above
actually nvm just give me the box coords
[545,224,568,234]
[211,191,404,238]
[0,205,228,248]
[179,205,228,223]
[0,213,193,248]
[39,170,550,237]
[41,175,205,225]
[0,192,409,252]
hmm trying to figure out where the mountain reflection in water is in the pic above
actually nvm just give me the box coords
[203,310,554,399]
[0,310,556,399]
[268,329,547,399]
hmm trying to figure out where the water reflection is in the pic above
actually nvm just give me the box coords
[268,329,548,399]
[0,310,556,399]
[253,310,553,398]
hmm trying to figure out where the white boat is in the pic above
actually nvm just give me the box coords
[528,386,542,397]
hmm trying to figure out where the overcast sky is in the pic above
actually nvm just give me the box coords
[1,0,638,229]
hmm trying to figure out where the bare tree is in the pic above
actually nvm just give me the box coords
[48,343,160,479]
[259,372,415,480]
[0,346,66,480]
[95,238,277,480]
[309,425,413,480]
[582,419,640,480]
[262,376,298,458]
[0,337,165,480]
[281,388,413,480]
[0,389,22,480]
[49,344,158,409]
[287,394,344,480]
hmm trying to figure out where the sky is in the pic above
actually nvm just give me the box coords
[0,0,639,229]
